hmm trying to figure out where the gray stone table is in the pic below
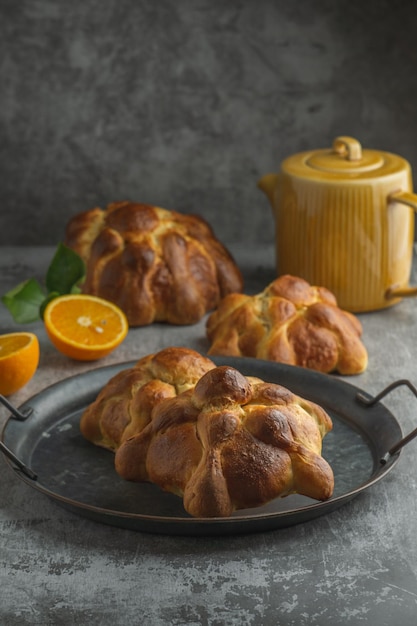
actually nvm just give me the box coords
[1,245,417,626]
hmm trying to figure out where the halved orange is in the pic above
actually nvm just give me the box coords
[43,294,128,361]
[0,332,40,396]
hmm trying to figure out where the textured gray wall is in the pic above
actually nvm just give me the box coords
[1,0,417,246]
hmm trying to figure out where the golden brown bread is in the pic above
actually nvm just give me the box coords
[206,274,368,375]
[114,365,334,517]
[65,201,243,326]
[80,347,216,451]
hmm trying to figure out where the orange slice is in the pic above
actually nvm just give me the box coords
[0,332,40,396]
[43,294,128,361]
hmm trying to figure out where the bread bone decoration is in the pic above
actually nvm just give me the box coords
[206,274,368,375]
[65,201,243,326]
[80,347,216,451]
[115,365,334,518]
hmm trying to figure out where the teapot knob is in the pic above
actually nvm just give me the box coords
[333,136,362,161]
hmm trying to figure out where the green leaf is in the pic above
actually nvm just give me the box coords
[1,279,46,323]
[1,243,86,324]
[46,243,85,294]
[70,282,83,294]
[39,291,60,320]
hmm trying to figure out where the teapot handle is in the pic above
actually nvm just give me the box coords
[389,189,417,211]
[386,190,417,300]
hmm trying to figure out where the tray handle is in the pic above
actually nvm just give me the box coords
[356,379,417,464]
[0,394,37,480]
[0,394,33,421]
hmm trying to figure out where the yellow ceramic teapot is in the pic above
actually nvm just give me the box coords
[258,135,417,312]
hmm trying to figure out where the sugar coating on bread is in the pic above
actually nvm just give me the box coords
[65,201,243,326]
[206,274,368,375]
[80,347,216,451]
[114,365,334,517]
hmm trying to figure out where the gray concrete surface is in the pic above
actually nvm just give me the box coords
[2,1,417,246]
[0,244,417,625]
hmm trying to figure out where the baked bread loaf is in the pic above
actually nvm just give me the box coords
[206,274,368,375]
[115,365,334,517]
[65,201,243,326]
[80,347,216,451]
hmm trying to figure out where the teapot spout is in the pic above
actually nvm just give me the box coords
[257,173,279,207]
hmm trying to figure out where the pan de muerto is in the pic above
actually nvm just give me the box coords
[114,365,334,517]
[206,274,368,375]
[65,201,243,326]
[80,347,216,451]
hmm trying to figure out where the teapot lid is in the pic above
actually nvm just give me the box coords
[283,136,408,179]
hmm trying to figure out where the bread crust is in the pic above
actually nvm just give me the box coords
[80,347,216,451]
[115,365,334,517]
[65,201,243,326]
[206,274,368,375]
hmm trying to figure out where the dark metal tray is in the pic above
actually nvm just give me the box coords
[0,357,407,535]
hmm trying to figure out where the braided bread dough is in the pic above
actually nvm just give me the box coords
[206,274,368,375]
[115,365,334,517]
[80,347,216,451]
[65,201,243,326]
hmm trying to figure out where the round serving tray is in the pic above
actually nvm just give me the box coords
[1,357,403,536]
